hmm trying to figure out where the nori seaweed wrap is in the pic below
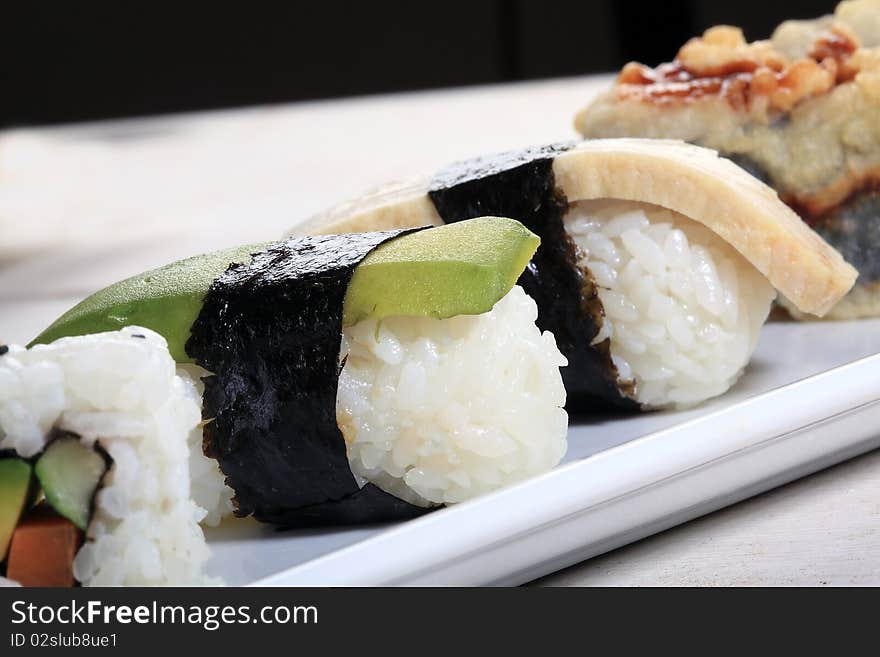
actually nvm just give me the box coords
[427,143,637,410]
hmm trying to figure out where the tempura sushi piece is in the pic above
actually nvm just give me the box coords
[0,327,220,586]
[24,217,568,534]
[291,139,856,410]
[576,0,880,319]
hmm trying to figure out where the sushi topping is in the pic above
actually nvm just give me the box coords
[343,217,539,326]
[31,243,269,362]
[617,24,864,113]
[187,229,430,526]
[429,145,638,410]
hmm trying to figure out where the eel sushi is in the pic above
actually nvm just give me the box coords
[0,217,568,585]
[291,139,856,410]
[575,0,880,319]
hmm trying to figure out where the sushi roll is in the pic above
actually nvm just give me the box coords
[1,217,568,584]
[291,139,856,410]
[0,327,220,586]
[575,0,880,319]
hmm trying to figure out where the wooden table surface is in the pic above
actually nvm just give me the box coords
[1,75,878,586]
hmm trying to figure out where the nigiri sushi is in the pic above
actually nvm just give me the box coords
[0,217,568,585]
[291,139,856,410]
[575,1,880,319]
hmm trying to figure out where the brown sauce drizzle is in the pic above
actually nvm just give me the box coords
[615,25,860,111]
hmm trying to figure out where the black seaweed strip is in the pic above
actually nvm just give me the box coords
[722,153,772,186]
[428,144,638,411]
[186,231,430,527]
[813,191,880,282]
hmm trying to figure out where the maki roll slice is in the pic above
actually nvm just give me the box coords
[0,327,215,586]
[291,139,856,410]
[1,217,568,585]
[575,0,880,319]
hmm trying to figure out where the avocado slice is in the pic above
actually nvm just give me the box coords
[31,244,268,363]
[31,217,539,362]
[0,458,33,562]
[342,216,539,325]
[34,437,109,531]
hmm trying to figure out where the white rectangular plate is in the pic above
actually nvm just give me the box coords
[206,318,880,585]
[2,83,878,586]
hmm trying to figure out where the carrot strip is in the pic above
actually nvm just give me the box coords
[6,504,83,587]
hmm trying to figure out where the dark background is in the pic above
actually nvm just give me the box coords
[0,1,833,128]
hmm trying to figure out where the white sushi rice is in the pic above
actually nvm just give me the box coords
[0,327,221,586]
[176,364,234,527]
[565,200,776,409]
[337,285,568,506]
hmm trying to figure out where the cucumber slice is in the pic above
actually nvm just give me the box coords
[0,458,33,562]
[34,437,108,531]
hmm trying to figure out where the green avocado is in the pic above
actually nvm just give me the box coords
[30,217,539,363]
[31,244,268,363]
[34,437,109,531]
[343,216,540,326]
[0,458,33,561]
